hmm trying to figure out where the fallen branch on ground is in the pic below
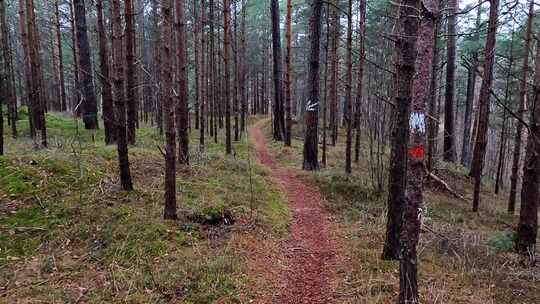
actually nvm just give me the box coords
[426,171,469,202]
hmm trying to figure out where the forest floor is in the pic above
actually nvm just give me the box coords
[0,110,292,303]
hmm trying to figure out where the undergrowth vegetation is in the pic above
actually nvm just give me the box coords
[0,112,289,303]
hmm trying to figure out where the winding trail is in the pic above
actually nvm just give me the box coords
[250,120,342,304]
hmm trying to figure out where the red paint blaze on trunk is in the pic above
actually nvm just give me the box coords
[408,145,425,160]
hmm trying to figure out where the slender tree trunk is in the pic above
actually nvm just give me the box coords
[233,0,239,142]
[495,109,508,194]
[69,1,80,114]
[176,0,189,165]
[443,0,457,162]
[399,1,437,302]
[427,16,440,172]
[18,0,34,138]
[515,15,540,263]
[0,0,16,138]
[26,0,47,147]
[73,0,98,129]
[125,0,137,144]
[284,0,293,146]
[96,0,116,145]
[224,0,232,154]
[354,0,366,163]
[460,1,481,167]
[193,0,200,130]
[509,0,534,214]
[344,0,353,174]
[240,0,247,135]
[200,0,206,149]
[328,2,339,146]
[471,0,500,212]
[161,0,177,220]
[321,2,331,168]
[151,0,163,135]
[271,0,285,141]
[111,0,133,191]
[302,0,322,171]
[54,0,67,112]
[382,25,414,260]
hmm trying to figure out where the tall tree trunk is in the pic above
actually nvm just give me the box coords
[426,16,440,172]
[0,0,16,138]
[26,0,47,147]
[176,0,189,165]
[69,0,80,114]
[302,0,322,171]
[443,0,457,162]
[509,0,534,214]
[161,0,177,220]
[382,12,415,259]
[515,14,540,263]
[240,0,247,135]
[471,0,500,212]
[224,0,232,154]
[271,0,285,141]
[125,0,138,144]
[111,0,133,191]
[354,0,366,163]
[73,0,98,129]
[233,0,239,142]
[284,0,293,147]
[53,0,67,112]
[200,0,206,149]
[328,1,339,146]
[18,0,34,138]
[344,0,353,174]
[399,1,437,302]
[495,109,508,194]
[321,1,331,168]
[460,1,482,167]
[151,0,163,135]
[193,0,200,130]
[96,0,116,145]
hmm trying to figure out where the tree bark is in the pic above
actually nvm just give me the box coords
[0,0,16,138]
[73,0,98,129]
[161,0,178,220]
[328,1,339,146]
[302,0,322,171]
[284,0,293,146]
[224,0,232,154]
[460,1,482,167]
[175,0,190,165]
[26,0,47,147]
[96,0,116,145]
[344,0,353,174]
[516,12,540,263]
[54,0,67,113]
[199,0,207,149]
[125,0,138,144]
[271,0,285,141]
[509,0,534,214]
[471,0,500,212]
[399,1,437,302]
[69,0,80,114]
[354,0,366,163]
[111,0,133,191]
[443,0,457,162]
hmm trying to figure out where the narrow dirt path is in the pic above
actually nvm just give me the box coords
[249,120,342,304]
